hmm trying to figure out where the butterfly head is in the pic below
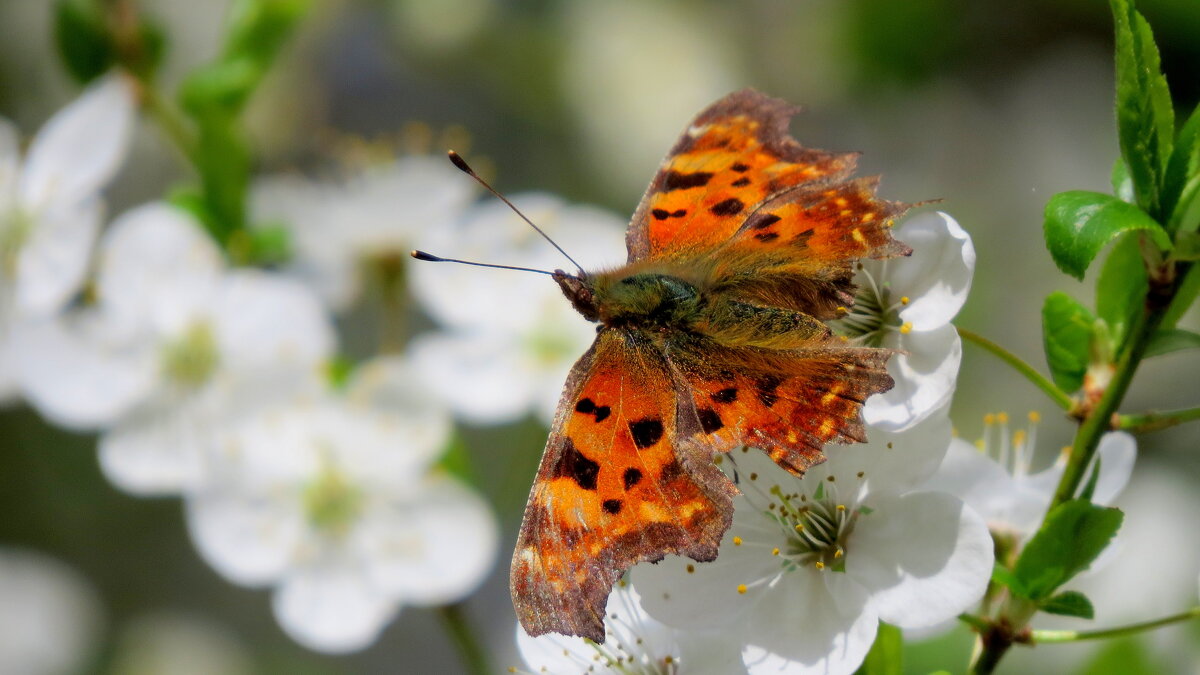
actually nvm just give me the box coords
[553,269,600,322]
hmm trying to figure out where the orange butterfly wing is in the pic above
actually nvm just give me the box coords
[511,329,735,642]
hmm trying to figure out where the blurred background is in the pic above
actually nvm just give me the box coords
[1,0,1198,673]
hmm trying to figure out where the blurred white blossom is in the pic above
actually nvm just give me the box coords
[186,356,498,653]
[109,612,254,675]
[516,582,745,675]
[14,202,335,495]
[409,193,626,425]
[0,547,102,675]
[923,412,1136,542]
[252,154,476,311]
[837,211,975,431]
[633,410,992,675]
[0,73,135,401]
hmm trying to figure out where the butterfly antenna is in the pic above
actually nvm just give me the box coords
[409,250,556,276]
[447,150,584,272]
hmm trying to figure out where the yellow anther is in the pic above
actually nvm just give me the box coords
[899,322,913,334]
[834,548,843,559]
[984,413,996,425]
[686,564,695,574]
[997,412,1009,424]
[794,523,805,532]
[1028,411,1041,423]
[815,561,825,570]
[1013,430,1026,448]
[733,536,743,546]
[664,656,675,665]
[974,439,985,451]
[836,504,846,511]
[737,584,748,594]
[771,547,780,556]
[900,295,910,305]
[836,306,848,314]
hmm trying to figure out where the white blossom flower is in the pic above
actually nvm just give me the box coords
[13,202,335,495]
[515,581,746,675]
[0,73,135,400]
[109,612,254,675]
[409,193,626,425]
[922,412,1136,542]
[186,356,498,654]
[251,154,476,311]
[836,211,975,432]
[0,547,102,675]
[632,410,992,675]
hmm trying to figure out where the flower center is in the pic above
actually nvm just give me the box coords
[160,321,220,387]
[752,474,865,571]
[0,207,34,279]
[833,262,910,347]
[303,458,364,538]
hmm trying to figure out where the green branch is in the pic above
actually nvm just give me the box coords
[1118,405,1200,432]
[1033,606,1200,643]
[956,326,1075,411]
[437,603,492,675]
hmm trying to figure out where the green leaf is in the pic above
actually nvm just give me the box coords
[1042,292,1096,392]
[991,563,1027,597]
[1012,500,1123,601]
[1111,159,1134,204]
[1040,590,1095,619]
[1043,191,1170,280]
[437,433,478,488]
[856,622,902,675]
[54,0,115,84]
[1111,0,1174,218]
[1162,264,1200,330]
[1095,232,1148,349]
[1164,103,1200,231]
[1173,232,1200,261]
[1145,328,1200,358]
[1076,637,1164,675]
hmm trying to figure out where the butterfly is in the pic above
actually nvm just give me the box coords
[500,89,912,643]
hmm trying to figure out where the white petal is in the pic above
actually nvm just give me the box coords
[211,270,335,371]
[12,312,157,429]
[921,438,1020,528]
[13,198,101,315]
[343,356,452,472]
[893,212,975,330]
[272,556,399,654]
[1087,431,1137,505]
[356,476,497,605]
[185,489,303,587]
[409,330,538,425]
[741,571,876,675]
[19,73,135,208]
[858,406,954,496]
[0,548,101,675]
[864,323,961,432]
[98,396,214,495]
[846,492,992,629]
[96,203,223,334]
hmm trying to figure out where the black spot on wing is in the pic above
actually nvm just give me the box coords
[754,232,780,242]
[731,162,750,172]
[623,468,643,490]
[575,398,595,413]
[602,499,623,514]
[710,198,745,216]
[731,177,751,187]
[553,439,599,490]
[745,212,781,230]
[711,387,738,404]
[651,208,670,220]
[697,408,724,434]
[663,171,714,191]
[629,418,664,449]
[756,377,782,408]
[593,406,611,422]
